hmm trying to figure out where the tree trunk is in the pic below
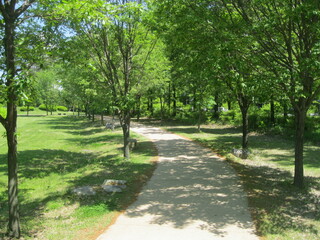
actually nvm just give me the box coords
[4,17,21,238]
[167,81,171,115]
[136,95,141,121]
[160,96,164,120]
[270,99,275,126]
[120,112,131,159]
[197,105,201,132]
[241,106,249,150]
[172,83,177,117]
[213,94,219,118]
[283,103,288,120]
[293,107,306,188]
[150,97,154,117]
[193,88,197,112]
[227,101,232,110]
[6,108,20,238]
[101,113,104,125]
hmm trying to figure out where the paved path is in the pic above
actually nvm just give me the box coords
[97,125,259,240]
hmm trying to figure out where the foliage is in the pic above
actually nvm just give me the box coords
[19,106,35,112]
[39,104,57,112]
[56,106,68,111]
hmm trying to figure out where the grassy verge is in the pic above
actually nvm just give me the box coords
[138,119,320,240]
[0,116,157,240]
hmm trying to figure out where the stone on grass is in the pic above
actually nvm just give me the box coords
[72,186,96,196]
[101,179,127,193]
[102,185,123,193]
[103,179,127,186]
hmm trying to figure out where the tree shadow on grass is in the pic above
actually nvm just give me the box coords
[0,142,157,238]
[36,116,87,130]
[228,158,320,237]
[16,149,100,179]
[66,135,122,147]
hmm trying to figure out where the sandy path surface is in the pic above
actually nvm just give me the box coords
[97,125,259,240]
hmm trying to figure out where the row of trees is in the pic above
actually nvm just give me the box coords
[150,0,320,189]
[1,0,320,238]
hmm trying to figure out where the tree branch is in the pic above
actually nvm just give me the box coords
[15,0,36,18]
[0,114,7,128]
[0,0,9,19]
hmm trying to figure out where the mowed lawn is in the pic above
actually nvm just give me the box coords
[0,115,157,240]
[162,123,320,240]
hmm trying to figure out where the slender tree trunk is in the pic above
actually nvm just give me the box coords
[213,94,219,118]
[238,95,250,150]
[150,97,154,117]
[3,16,21,239]
[6,108,20,238]
[270,99,275,126]
[193,88,196,112]
[136,95,141,121]
[197,105,201,132]
[283,103,288,121]
[293,107,306,188]
[173,83,177,117]
[120,111,131,159]
[101,113,104,125]
[160,96,164,120]
[241,106,249,150]
[227,101,232,110]
[168,81,171,115]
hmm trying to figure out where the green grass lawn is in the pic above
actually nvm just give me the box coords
[138,119,320,240]
[0,116,157,239]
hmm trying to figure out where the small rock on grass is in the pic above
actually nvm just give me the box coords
[101,179,127,193]
[101,185,123,193]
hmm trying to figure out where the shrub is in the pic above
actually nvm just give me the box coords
[20,106,35,112]
[220,110,236,124]
[56,106,68,112]
[39,104,57,112]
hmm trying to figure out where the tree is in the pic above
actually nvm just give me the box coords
[225,0,320,187]
[35,67,61,115]
[0,0,36,237]
[59,0,161,158]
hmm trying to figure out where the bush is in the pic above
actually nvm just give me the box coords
[39,104,57,112]
[56,106,68,112]
[20,106,35,112]
[220,110,236,124]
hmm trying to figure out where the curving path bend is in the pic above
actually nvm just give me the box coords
[97,125,259,240]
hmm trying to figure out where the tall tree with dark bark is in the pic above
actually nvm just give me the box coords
[57,0,161,158]
[0,0,36,238]
[225,0,320,188]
